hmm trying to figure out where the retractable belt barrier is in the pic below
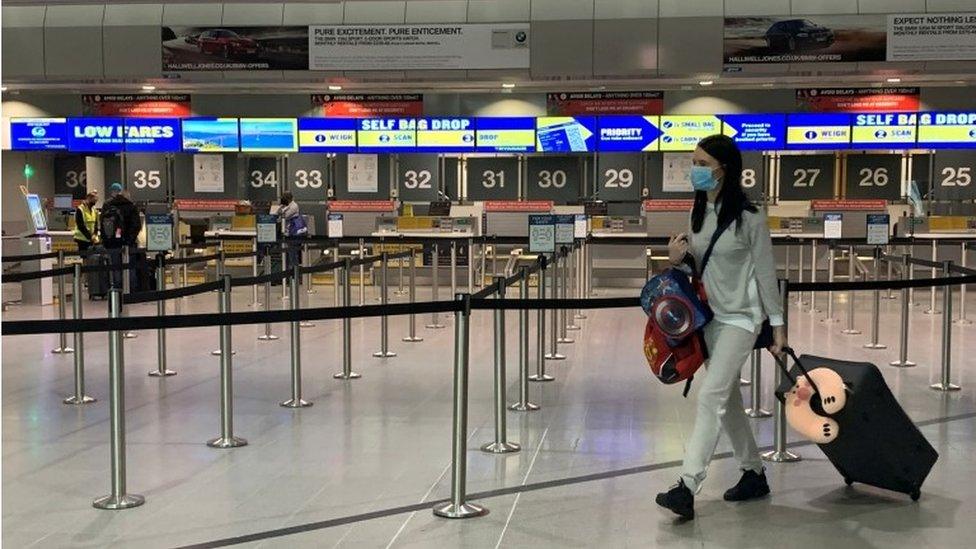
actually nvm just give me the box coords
[1,250,75,263]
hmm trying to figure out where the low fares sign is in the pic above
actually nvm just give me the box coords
[597,116,662,152]
[123,118,182,152]
[83,94,192,117]
[68,118,125,152]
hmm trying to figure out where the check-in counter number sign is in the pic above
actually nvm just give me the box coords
[604,168,634,188]
[482,170,507,188]
[64,170,87,188]
[536,170,566,188]
[941,167,971,187]
[131,170,161,189]
[251,169,279,188]
[402,170,432,189]
[741,169,757,189]
[857,168,889,187]
[291,169,323,188]
[792,168,821,188]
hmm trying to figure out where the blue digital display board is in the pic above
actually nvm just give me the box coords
[123,118,182,152]
[416,118,475,152]
[181,118,240,152]
[298,118,357,152]
[10,118,69,151]
[240,118,298,152]
[597,116,662,152]
[536,117,597,152]
[475,117,536,152]
[68,117,125,152]
[917,111,976,149]
[786,113,851,150]
[357,118,416,152]
[719,114,786,151]
[850,112,917,149]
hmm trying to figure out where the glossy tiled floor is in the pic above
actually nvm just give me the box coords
[3,282,975,548]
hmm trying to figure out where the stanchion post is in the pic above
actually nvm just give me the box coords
[93,289,145,510]
[282,264,312,407]
[121,247,137,339]
[335,259,361,380]
[890,254,916,368]
[467,238,474,294]
[207,276,248,447]
[841,245,861,335]
[52,250,74,353]
[931,260,961,392]
[280,248,289,301]
[864,247,887,349]
[333,245,341,306]
[64,263,95,405]
[149,253,176,376]
[510,267,539,411]
[373,252,396,358]
[795,243,805,308]
[427,243,445,329]
[433,294,488,519]
[745,349,770,418]
[251,239,260,305]
[883,246,896,299]
[808,240,820,312]
[395,242,407,296]
[558,249,574,344]
[482,277,521,454]
[450,240,458,298]
[546,252,566,360]
[258,253,278,341]
[358,238,366,305]
[761,280,801,463]
[531,259,555,381]
[575,241,587,320]
[821,242,838,323]
[925,240,940,314]
[304,242,316,294]
[955,242,972,325]
[567,245,580,330]
[403,251,423,342]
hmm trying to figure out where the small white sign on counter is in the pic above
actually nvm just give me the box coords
[328,213,344,238]
[823,213,843,239]
[866,214,890,245]
[528,215,555,254]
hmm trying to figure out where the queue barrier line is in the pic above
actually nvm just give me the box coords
[787,274,976,293]
[123,280,225,305]
[1,251,73,263]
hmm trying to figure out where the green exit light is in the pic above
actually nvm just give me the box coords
[23,163,34,179]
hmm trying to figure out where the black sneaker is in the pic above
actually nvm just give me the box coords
[655,479,695,520]
[723,469,770,502]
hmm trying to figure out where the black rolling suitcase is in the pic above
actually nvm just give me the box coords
[774,348,938,501]
[84,248,111,300]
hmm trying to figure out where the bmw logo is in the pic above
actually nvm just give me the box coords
[31,127,46,137]
[315,134,326,143]
[875,130,887,139]
[804,130,817,140]
[515,31,527,43]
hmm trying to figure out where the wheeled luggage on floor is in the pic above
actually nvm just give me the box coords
[775,348,938,501]
[84,249,111,300]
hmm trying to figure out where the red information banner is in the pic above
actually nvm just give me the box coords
[174,199,239,211]
[328,200,397,212]
[312,94,423,117]
[811,199,887,211]
[643,199,694,212]
[547,91,664,115]
[484,200,553,213]
[83,94,192,117]
[795,88,920,112]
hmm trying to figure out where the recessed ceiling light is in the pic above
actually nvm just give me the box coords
[698,80,714,86]
[141,85,156,91]
[501,83,516,89]
[328,85,342,91]
[886,77,902,83]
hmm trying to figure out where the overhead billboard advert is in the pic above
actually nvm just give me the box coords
[596,116,662,152]
[181,118,240,152]
[917,112,976,149]
[415,118,475,152]
[68,117,125,152]
[312,94,423,117]
[475,117,536,152]
[123,118,182,152]
[10,118,69,151]
[887,13,976,61]
[297,118,357,152]
[547,92,664,116]
[309,24,529,70]
[796,88,920,113]
[536,117,597,153]
[162,26,308,70]
[239,118,298,152]
[658,116,721,151]
[786,113,851,149]
[720,114,786,150]
[724,15,886,64]
[357,118,417,152]
[850,113,917,149]
[83,94,192,117]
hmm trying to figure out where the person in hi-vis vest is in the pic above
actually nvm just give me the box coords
[73,191,99,252]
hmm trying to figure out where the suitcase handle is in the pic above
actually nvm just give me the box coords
[772,346,821,396]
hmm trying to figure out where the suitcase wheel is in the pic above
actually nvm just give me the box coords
[910,490,920,502]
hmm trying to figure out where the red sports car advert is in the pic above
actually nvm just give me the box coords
[162,26,309,70]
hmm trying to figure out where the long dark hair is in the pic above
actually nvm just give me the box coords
[690,134,757,234]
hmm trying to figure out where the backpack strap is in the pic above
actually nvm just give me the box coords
[698,214,736,276]
[682,377,693,398]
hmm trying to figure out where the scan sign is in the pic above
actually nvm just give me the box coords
[658,115,721,151]
[357,118,416,152]
[720,114,786,151]
[917,111,976,149]
[298,118,357,153]
[536,117,597,152]
[123,118,182,152]
[10,118,69,151]
[851,112,917,149]
[597,116,662,152]
[68,117,124,152]
[475,117,535,152]
[786,113,851,149]
[416,117,475,152]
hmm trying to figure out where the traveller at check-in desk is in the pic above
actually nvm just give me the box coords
[102,183,143,290]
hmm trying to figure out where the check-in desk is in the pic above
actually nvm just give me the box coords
[3,235,54,305]
[896,215,976,267]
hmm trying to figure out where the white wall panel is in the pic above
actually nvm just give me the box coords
[342,1,406,24]
[790,0,858,15]
[594,19,657,75]
[2,6,46,79]
[283,3,343,24]
[725,0,790,16]
[531,0,594,21]
[406,1,467,23]
[104,4,163,78]
[595,0,658,19]
[467,0,530,22]
[530,21,594,78]
[45,5,105,78]
[925,0,976,12]
[221,3,284,26]
[162,3,223,26]
[2,5,46,26]
[45,4,102,26]
[858,0,925,13]
[104,4,163,26]
[659,0,722,18]
[657,17,722,74]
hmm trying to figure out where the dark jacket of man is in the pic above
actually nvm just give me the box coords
[101,193,142,249]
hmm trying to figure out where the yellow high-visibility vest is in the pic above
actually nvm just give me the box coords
[73,203,98,242]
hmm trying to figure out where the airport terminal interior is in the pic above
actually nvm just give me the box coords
[2,0,976,547]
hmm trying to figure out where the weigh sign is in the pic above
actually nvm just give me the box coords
[124,153,170,202]
[465,157,519,201]
[844,154,902,201]
[596,153,643,201]
[931,149,976,201]
[525,156,581,203]
[777,154,836,201]
[396,154,440,202]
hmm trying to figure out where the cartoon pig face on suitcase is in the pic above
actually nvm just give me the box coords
[784,367,848,444]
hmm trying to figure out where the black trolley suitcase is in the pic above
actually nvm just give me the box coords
[775,348,938,501]
[84,248,111,300]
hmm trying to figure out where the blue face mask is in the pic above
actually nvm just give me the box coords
[690,165,719,192]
